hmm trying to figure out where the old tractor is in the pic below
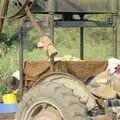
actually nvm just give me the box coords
[0,0,120,120]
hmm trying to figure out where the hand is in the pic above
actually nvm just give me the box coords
[37,36,57,58]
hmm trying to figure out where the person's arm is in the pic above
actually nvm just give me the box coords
[27,8,57,58]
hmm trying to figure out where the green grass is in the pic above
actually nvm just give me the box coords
[56,41,113,60]
[0,48,47,77]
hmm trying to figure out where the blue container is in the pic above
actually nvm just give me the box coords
[0,103,18,113]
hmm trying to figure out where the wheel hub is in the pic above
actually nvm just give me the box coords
[34,107,62,120]
[24,103,63,120]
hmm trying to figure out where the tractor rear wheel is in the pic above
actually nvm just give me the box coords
[16,80,90,120]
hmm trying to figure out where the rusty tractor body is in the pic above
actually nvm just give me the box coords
[0,0,120,120]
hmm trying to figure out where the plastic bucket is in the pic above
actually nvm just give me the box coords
[0,103,18,113]
[3,93,17,104]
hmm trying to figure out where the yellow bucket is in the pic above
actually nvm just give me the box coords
[3,93,17,104]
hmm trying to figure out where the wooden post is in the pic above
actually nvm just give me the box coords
[19,19,24,100]
[112,14,118,58]
[0,0,9,32]
[80,14,84,60]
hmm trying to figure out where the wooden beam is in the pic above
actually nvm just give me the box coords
[0,0,9,32]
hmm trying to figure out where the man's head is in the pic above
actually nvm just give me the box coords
[6,71,20,91]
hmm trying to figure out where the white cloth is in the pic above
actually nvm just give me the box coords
[107,57,120,75]
[12,71,20,80]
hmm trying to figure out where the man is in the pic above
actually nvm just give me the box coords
[6,71,20,92]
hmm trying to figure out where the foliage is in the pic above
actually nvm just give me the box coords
[0,84,9,95]
[0,76,9,95]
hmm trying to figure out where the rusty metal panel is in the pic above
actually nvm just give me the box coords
[33,0,118,13]
[24,61,107,88]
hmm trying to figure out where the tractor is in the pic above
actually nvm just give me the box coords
[0,0,120,120]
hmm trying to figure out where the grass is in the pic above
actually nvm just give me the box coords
[56,41,113,60]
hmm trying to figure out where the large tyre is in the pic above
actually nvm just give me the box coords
[16,80,90,120]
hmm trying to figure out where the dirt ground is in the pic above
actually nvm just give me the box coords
[0,113,15,120]
[0,113,114,120]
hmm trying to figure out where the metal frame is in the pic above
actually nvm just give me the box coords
[51,14,118,59]
[19,22,24,100]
